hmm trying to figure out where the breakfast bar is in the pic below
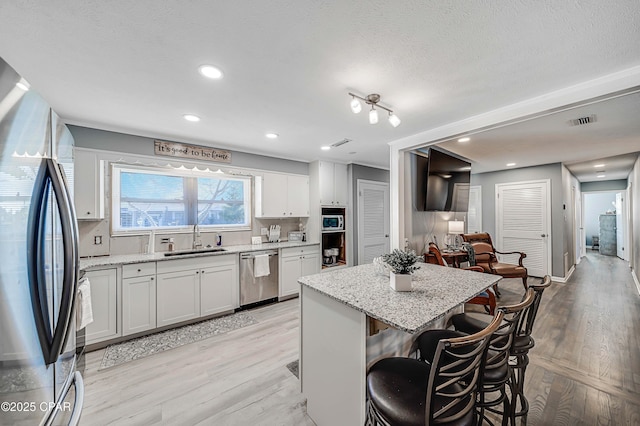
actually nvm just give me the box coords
[298,263,501,425]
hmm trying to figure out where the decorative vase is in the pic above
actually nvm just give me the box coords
[390,272,412,292]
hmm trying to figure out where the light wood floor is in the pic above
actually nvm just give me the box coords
[82,252,640,425]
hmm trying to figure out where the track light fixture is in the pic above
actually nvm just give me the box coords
[348,92,401,127]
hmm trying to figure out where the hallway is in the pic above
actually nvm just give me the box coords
[496,252,640,424]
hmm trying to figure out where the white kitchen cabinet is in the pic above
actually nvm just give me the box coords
[122,263,156,336]
[156,254,239,326]
[200,255,239,316]
[318,161,348,206]
[255,172,309,218]
[280,245,320,298]
[156,269,200,327]
[73,148,105,220]
[84,268,118,344]
[287,174,310,216]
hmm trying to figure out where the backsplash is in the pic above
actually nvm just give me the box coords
[78,217,308,257]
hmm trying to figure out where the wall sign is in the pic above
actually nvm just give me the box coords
[154,140,232,163]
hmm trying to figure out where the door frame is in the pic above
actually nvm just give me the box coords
[356,179,390,265]
[581,189,629,260]
[495,179,552,277]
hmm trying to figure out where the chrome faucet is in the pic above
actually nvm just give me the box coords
[192,224,202,249]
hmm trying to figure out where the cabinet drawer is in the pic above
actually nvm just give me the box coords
[122,262,156,278]
[157,253,238,274]
[281,245,320,258]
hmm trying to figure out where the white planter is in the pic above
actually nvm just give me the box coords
[390,272,412,291]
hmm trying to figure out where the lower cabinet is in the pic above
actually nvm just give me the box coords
[84,268,118,345]
[200,258,239,316]
[156,269,200,327]
[157,254,239,327]
[280,245,320,298]
[122,263,157,336]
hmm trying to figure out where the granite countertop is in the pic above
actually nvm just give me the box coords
[298,262,501,334]
[79,241,320,270]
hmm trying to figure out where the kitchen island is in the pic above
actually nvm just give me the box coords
[298,262,500,426]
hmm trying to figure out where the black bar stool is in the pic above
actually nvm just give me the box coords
[451,276,551,424]
[366,311,503,426]
[419,290,534,426]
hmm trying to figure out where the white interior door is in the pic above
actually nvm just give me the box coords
[357,180,390,264]
[496,180,551,278]
[467,185,482,233]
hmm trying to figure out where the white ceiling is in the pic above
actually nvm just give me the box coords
[1,1,639,174]
[437,91,640,181]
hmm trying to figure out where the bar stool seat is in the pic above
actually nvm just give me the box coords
[367,357,475,426]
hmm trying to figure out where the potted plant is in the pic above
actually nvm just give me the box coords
[382,249,421,291]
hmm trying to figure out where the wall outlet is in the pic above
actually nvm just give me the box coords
[260,227,268,235]
[252,236,262,245]
[94,235,103,245]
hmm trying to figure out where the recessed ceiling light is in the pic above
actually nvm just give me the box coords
[183,114,200,122]
[16,81,30,91]
[458,137,470,143]
[506,163,516,167]
[198,65,223,79]
[597,174,606,178]
[265,133,279,139]
[593,164,605,168]
[321,146,331,151]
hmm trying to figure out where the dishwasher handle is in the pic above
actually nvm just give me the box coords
[240,250,278,259]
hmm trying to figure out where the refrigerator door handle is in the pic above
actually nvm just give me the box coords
[48,159,78,362]
[68,371,85,426]
[43,371,84,426]
[53,160,79,354]
[27,159,78,365]
[27,159,54,363]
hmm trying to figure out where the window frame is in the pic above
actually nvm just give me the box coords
[111,164,252,235]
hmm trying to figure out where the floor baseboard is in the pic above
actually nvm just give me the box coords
[552,265,575,283]
[632,268,640,296]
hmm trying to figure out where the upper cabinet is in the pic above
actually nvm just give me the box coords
[255,172,310,218]
[318,161,348,206]
[74,148,105,220]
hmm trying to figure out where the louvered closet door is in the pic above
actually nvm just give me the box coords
[496,180,550,277]
[357,180,390,265]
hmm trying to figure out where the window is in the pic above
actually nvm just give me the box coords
[112,165,251,232]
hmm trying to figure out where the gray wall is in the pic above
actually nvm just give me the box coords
[470,163,565,277]
[69,125,309,175]
[581,179,628,192]
[350,164,389,264]
[583,192,617,246]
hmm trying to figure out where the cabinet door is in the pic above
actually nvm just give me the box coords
[260,173,288,217]
[287,175,310,217]
[318,161,335,205]
[157,270,200,327]
[85,269,118,344]
[301,253,320,277]
[73,149,104,219]
[280,255,302,298]
[333,163,349,206]
[200,263,238,316]
[122,275,156,336]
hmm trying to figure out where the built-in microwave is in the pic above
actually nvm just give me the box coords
[322,215,344,231]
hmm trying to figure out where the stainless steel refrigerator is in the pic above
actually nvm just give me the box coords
[0,57,84,425]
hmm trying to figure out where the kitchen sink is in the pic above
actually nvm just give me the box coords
[164,247,226,257]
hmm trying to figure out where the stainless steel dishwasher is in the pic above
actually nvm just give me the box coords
[239,250,279,307]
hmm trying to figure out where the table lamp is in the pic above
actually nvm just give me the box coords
[447,220,465,249]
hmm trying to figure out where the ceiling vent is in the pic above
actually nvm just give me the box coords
[331,138,352,148]
[569,114,597,126]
